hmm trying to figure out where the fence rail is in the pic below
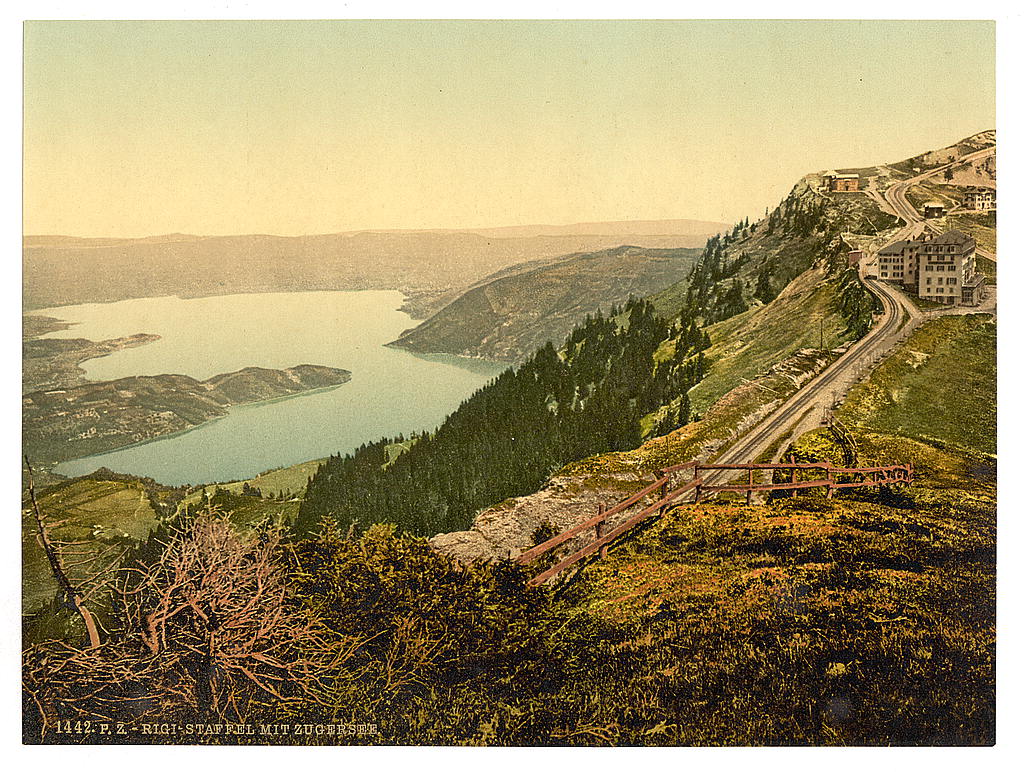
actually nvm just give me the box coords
[516,457,912,586]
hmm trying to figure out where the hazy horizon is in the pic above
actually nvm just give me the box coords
[24,20,995,238]
[22,215,733,241]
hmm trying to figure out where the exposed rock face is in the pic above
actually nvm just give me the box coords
[430,471,652,564]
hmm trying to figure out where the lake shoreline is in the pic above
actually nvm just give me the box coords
[28,365,353,469]
[35,290,506,486]
[47,381,350,482]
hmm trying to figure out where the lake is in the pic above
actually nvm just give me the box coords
[34,291,508,485]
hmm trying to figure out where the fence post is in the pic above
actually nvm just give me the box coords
[595,503,608,559]
[826,464,834,499]
[746,466,754,506]
[789,455,798,497]
[658,470,669,515]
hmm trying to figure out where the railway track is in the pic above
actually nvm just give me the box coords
[702,145,996,484]
[521,143,996,581]
[704,275,906,483]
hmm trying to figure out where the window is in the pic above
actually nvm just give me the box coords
[937,287,944,293]
[948,278,956,285]
[926,278,932,285]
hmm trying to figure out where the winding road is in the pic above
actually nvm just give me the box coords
[881,146,997,262]
[697,149,1001,480]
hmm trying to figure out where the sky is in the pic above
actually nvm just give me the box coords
[23,19,996,237]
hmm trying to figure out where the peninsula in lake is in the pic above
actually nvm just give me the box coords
[23,353,351,466]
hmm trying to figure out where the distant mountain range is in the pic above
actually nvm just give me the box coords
[23,220,728,310]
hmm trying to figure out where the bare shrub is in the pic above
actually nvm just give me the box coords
[24,509,362,738]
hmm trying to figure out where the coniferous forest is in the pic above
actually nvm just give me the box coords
[298,298,710,536]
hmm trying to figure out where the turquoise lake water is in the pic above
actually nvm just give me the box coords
[34,291,507,485]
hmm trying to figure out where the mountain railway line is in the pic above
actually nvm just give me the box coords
[518,275,918,586]
[516,147,1000,586]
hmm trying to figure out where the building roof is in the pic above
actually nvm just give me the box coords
[928,229,975,247]
[834,173,859,179]
[924,201,946,208]
[878,240,910,255]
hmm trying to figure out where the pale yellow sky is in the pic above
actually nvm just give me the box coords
[23,20,995,237]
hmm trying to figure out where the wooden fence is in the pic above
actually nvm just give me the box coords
[516,457,913,586]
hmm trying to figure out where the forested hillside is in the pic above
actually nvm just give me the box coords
[298,299,709,536]
[649,175,894,414]
[390,245,700,362]
[24,134,996,747]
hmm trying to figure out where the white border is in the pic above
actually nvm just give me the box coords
[5,4,1020,770]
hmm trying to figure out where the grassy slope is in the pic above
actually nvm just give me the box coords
[689,265,850,414]
[562,348,830,486]
[884,131,995,178]
[247,459,324,497]
[214,458,326,499]
[546,313,996,745]
[210,492,301,529]
[838,315,996,455]
[531,192,997,745]
[947,210,997,256]
[215,437,416,500]
[904,180,959,211]
[22,135,997,745]
[22,479,159,615]
[558,433,994,744]
[647,180,900,420]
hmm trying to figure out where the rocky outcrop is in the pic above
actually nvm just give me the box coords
[430,470,652,563]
